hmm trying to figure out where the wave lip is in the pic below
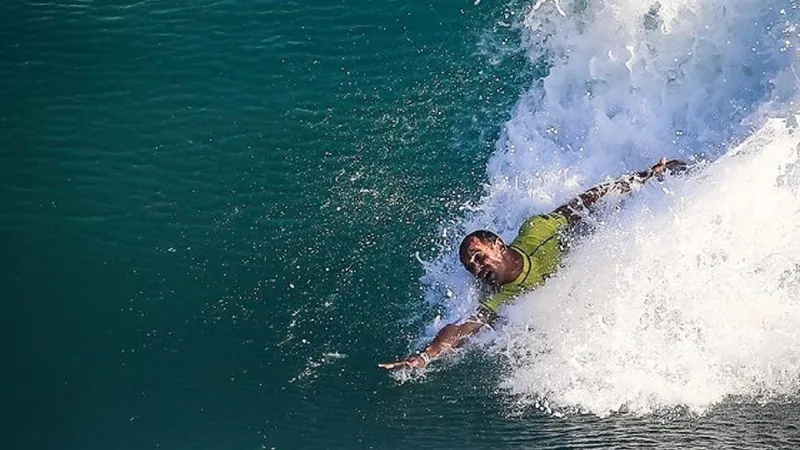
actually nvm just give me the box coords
[490,0,800,214]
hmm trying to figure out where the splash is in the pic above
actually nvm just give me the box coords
[422,0,800,415]
[496,118,800,415]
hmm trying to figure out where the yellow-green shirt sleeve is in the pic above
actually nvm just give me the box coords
[480,283,524,315]
[513,213,569,253]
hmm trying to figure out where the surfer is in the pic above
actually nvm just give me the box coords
[379,158,687,370]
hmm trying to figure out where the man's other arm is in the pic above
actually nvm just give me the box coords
[554,158,686,224]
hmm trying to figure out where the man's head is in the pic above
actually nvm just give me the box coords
[459,230,518,286]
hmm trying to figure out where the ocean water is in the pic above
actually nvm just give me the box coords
[4,0,800,449]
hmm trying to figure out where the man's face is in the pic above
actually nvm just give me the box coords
[462,237,507,285]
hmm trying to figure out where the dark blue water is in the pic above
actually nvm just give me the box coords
[4,0,800,449]
[1,1,528,448]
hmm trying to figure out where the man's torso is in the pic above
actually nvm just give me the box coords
[480,212,569,314]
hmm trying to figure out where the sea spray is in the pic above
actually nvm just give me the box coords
[421,0,800,415]
[496,117,800,415]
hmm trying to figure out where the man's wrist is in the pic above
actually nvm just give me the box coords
[418,350,432,365]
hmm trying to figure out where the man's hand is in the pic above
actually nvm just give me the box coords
[650,157,688,180]
[378,354,428,370]
[378,322,485,371]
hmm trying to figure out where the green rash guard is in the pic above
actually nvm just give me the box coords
[479,212,570,316]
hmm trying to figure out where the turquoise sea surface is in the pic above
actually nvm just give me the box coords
[5,0,800,449]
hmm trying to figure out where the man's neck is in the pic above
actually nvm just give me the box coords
[502,246,524,284]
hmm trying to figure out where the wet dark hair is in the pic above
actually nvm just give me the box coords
[459,230,502,266]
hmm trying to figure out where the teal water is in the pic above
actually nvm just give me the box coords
[5,0,800,449]
[2,1,528,448]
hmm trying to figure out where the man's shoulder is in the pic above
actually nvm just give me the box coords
[514,212,568,246]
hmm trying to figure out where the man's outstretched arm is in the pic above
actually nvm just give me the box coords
[378,316,489,370]
[554,158,686,224]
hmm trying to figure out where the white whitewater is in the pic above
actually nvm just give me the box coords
[422,0,800,415]
[497,120,800,415]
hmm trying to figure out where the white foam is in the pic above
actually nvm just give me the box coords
[496,118,800,415]
[422,0,800,415]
